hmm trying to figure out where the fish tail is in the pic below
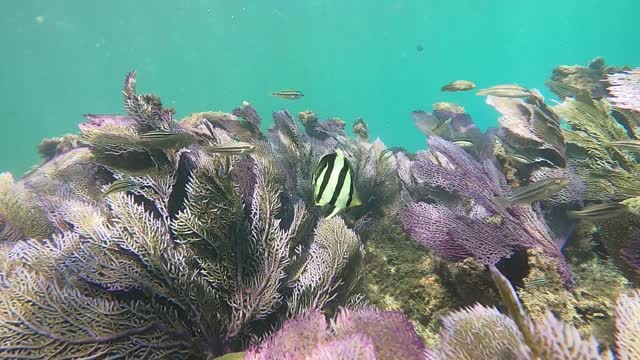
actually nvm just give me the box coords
[349,191,363,208]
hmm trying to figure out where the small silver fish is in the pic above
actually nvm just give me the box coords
[272,90,304,100]
[204,142,256,155]
[476,84,532,98]
[103,179,136,196]
[604,140,640,153]
[452,137,475,148]
[567,203,628,220]
[495,178,570,207]
[441,80,476,92]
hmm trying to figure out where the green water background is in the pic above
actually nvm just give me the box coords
[1,0,638,176]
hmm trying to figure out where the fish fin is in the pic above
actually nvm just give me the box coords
[326,206,342,219]
[349,192,363,208]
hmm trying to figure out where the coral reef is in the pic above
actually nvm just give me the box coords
[2,58,640,359]
[246,307,426,360]
[0,73,384,358]
[401,136,573,282]
[245,267,639,360]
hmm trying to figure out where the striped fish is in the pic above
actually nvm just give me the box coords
[313,148,362,219]
[494,177,570,207]
[138,130,195,149]
[272,90,304,100]
[476,84,532,98]
[103,179,136,196]
[204,142,256,155]
[567,202,628,220]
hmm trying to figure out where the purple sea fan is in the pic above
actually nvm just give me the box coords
[247,307,426,360]
[232,101,261,127]
[246,310,331,360]
[401,137,572,283]
[411,137,503,211]
[330,308,426,360]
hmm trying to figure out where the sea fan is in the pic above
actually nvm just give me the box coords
[0,73,367,358]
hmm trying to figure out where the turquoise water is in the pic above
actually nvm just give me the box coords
[1,0,638,176]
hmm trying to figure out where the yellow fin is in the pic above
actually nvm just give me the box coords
[349,191,363,207]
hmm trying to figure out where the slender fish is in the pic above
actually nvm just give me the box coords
[138,130,195,148]
[567,203,629,220]
[204,142,256,155]
[272,90,304,100]
[495,178,570,206]
[604,140,640,153]
[103,179,136,196]
[476,84,532,98]
[452,137,475,148]
[313,148,362,219]
[441,80,476,92]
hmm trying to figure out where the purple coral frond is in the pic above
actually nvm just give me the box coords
[232,101,262,127]
[402,137,571,282]
[401,202,472,262]
[306,333,377,360]
[246,310,329,360]
[331,307,426,360]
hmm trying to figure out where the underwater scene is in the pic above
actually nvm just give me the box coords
[1,1,640,359]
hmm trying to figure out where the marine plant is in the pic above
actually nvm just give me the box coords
[242,266,640,360]
[400,135,573,283]
[0,73,375,358]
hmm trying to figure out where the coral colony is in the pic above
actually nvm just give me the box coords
[1,58,639,359]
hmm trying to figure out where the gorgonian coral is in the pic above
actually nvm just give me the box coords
[246,308,426,360]
[0,73,373,358]
[244,267,639,360]
[401,136,572,283]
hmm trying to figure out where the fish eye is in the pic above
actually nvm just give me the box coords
[555,179,561,184]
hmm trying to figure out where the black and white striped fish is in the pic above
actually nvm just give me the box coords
[313,148,362,219]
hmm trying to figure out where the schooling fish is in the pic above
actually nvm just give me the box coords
[313,148,362,219]
[204,142,256,155]
[103,179,137,196]
[476,84,532,98]
[495,177,570,207]
[604,140,640,153]
[272,90,304,100]
[441,80,476,92]
[567,202,629,220]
